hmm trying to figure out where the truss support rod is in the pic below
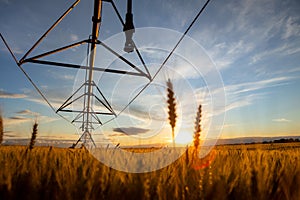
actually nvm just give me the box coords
[22,40,88,63]
[98,41,150,79]
[110,0,125,26]
[73,121,102,124]
[71,131,96,148]
[25,59,145,76]
[20,0,81,63]
[57,82,86,112]
[84,0,102,134]
[60,109,114,115]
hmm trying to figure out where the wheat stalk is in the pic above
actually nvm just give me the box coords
[166,78,177,148]
[193,104,202,153]
[0,113,3,145]
[29,121,38,150]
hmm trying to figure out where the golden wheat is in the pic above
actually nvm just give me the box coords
[0,143,299,199]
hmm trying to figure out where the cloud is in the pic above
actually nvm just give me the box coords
[70,34,79,42]
[16,109,39,116]
[250,43,300,64]
[1,46,24,54]
[20,86,80,110]
[4,116,32,125]
[0,90,27,99]
[2,132,18,138]
[211,76,294,114]
[190,0,300,72]
[282,16,300,39]
[3,112,59,126]
[224,99,252,113]
[225,76,293,96]
[60,75,75,80]
[272,118,291,123]
[112,127,150,135]
[9,116,27,120]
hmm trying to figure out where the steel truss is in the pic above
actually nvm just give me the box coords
[1,0,212,148]
[2,0,151,148]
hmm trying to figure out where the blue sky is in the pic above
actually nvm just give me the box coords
[0,0,300,146]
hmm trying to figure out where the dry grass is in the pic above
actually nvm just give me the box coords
[0,143,299,200]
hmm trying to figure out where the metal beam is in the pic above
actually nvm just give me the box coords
[99,41,150,79]
[25,59,146,77]
[59,109,114,115]
[22,40,88,62]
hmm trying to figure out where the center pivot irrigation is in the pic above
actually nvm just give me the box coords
[0,0,211,147]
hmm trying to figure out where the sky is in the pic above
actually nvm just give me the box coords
[0,0,300,147]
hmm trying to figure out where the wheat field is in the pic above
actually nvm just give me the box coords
[0,143,299,200]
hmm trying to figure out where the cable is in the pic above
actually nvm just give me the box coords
[111,0,125,26]
[94,0,212,129]
[152,0,211,80]
[1,33,75,127]
[110,0,151,78]
[103,0,212,124]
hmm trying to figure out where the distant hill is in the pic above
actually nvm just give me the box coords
[215,136,300,145]
[2,135,300,148]
[2,138,75,148]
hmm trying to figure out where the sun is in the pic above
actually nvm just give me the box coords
[175,131,193,145]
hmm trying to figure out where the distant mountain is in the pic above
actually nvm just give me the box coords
[2,135,300,148]
[215,136,300,145]
[2,138,75,148]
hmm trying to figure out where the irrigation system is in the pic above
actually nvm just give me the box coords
[1,0,211,148]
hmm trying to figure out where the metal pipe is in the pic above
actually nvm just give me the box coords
[123,0,135,53]
[86,0,102,133]
[127,0,132,13]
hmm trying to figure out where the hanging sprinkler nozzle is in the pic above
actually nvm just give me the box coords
[123,0,135,53]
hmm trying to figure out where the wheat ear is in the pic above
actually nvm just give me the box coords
[193,104,202,152]
[29,121,38,150]
[0,113,3,145]
[166,78,177,148]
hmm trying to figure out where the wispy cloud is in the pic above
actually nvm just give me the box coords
[192,0,300,73]
[250,43,300,64]
[70,34,79,42]
[3,107,58,127]
[16,109,39,116]
[4,114,59,126]
[272,118,291,123]
[112,127,150,135]
[0,45,24,54]
[4,116,32,125]
[225,76,293,96]
[0,90,27,99]
[282,16,300,39]
[213,76,294,114]
[60,75,75,80]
